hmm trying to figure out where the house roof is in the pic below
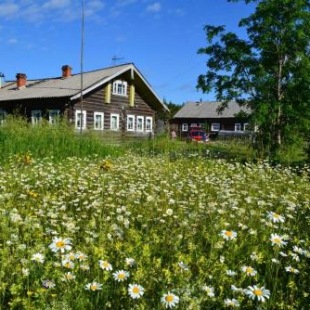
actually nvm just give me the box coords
[173,101,250,119]
[0,63,168,112]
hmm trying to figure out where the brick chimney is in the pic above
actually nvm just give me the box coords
[62,65,72,78]
[16,73,27,88]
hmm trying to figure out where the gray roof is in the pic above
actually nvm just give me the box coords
[173,101,250,119]
[0,63,168,111]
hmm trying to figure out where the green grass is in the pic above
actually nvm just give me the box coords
[0,154,309,309]
[1,117,308,166]
[0,117,125,162]
[0,119,309,308]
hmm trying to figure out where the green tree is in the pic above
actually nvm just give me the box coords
[160,98,182,120]
[197,0,310,160]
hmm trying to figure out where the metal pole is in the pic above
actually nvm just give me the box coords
[80,0,85,134]
[0,73,4,88]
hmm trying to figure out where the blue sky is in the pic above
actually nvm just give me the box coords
[0,0,255,105]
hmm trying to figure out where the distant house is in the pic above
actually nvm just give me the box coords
[0,63,168,135]
[170,101,251,139]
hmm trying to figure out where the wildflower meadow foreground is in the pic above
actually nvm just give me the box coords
[0,154,309,309]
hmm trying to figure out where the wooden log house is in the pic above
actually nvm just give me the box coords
[0,63,168,136]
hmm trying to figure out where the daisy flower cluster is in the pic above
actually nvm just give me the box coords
[0,154,309,309]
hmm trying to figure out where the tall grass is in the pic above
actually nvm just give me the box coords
[0,117,125,162]
[0,118,305,166]
[0,117,255,164]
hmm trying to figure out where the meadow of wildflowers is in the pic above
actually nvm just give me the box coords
[0,153,309,309]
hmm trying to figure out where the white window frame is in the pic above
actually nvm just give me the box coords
[234,123,242,132]
[31,110,42,125]
[182,123,188,132]
[48,109,60,125]
[0,109,7,125]
[211,123,220,131]
[110,113,120,131]
[243,123,249,131]
[94,112,104,130]
[75,110,86,130]
[127,115,135,131]
[112,80,127,96]
[145,116,153,132]
[137,116,144,132]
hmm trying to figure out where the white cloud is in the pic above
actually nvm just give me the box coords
[8,38,18,45]
[0,0,105,24]
[115,0,137,7]
[42,0,71,10]
[0,3,20,18]
[146,2,161,13]
[84,0,106,18]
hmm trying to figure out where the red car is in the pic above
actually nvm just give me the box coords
[189,128,209,142]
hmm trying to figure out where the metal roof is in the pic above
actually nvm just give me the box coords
[0,63,168,111]
[173,101,250,119]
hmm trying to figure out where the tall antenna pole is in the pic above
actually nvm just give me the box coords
[80,0,85,134]
[0,73,4,88]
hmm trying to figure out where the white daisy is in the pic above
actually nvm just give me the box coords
[220,230,237,240]
[99,260,113,271]
[85,281,102,291]
[42,279,56,289]
[292,246,304,255]
[31,252,45,264]
[62,258,75,269]
[271,258,280,264]
[75,251,88,261]
[270,233,287,247]
[125,257,136,267]
[161,292,180,309]
[65,252,76,261]
[202,285,215,297]
[241,266,257,277]
[230,285,244,293]
[245,285,270,302]
[80,264,90,271]
[226,270,237,277]
[285,266,300,274]
[22,268,29,276]
[128,283,144,299]
[49,237,72,253]
[267,211,285,223]
[113,270,129,282]
[62,272,76,282]
[224,298,240,307]
[166,208,173,216]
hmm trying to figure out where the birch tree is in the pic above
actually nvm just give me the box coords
[197,0,310,159]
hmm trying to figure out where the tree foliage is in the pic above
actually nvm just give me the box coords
[197,0,310,160]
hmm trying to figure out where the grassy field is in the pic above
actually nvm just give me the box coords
[0,120,309,309]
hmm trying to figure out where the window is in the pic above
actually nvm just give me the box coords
[190,123,198,128]
[112,80,127,96]
[94,112,104,130]
[182,123,188,132]
[137,116,144,132]
[243,123,249,131]
[75,110,86,130]
[211,123,220,131]
[110,113,119,130]
[48,109,60,125]
[127,115,135,131]
[31,110,42,125]
[0,109,6,125]
[145,116,153,132]
[235,123,242,131]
